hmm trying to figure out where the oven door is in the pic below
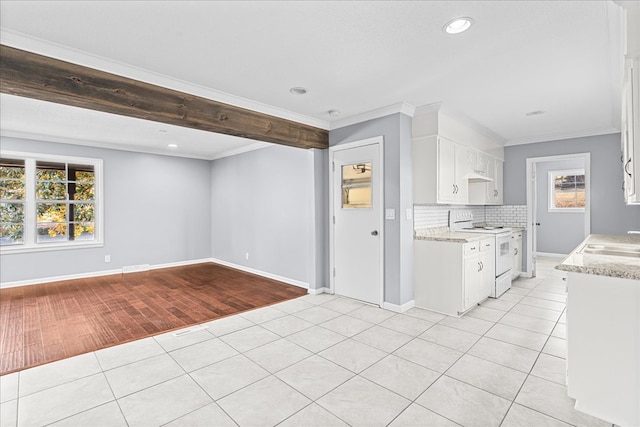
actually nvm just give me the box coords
[496,233,513,277]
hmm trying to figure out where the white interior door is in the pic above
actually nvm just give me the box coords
[330,138,383,305]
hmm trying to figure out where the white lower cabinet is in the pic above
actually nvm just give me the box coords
[415,237,494,316]
[566,272,639,427]
[511,231,523,279]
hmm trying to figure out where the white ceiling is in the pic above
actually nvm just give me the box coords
[0,1,623,159]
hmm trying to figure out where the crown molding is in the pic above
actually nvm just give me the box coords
[504,127,620,146]
[329,102,416,130]
[1,130,270,161]
[209,142,270,160]
[0,29,330,131]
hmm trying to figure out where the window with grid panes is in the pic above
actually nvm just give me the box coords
[0,152,102,252]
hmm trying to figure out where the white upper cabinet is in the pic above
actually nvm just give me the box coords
[484,157,504,205]
[414,136,470,204]
[620,2,640,205]
[412,105,505,206]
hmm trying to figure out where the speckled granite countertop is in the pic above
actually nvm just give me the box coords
[414,227,493,243]
[556,234,640,280]
[510,227,527,233]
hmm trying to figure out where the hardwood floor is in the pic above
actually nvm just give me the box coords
[0,262,307,375]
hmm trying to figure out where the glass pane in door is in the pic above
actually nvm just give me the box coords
[342,162,372,208]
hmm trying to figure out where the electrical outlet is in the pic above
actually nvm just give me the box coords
[105,255,111,263]
[245,252,249,260]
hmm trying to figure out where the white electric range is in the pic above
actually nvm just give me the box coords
[449,210,513,298]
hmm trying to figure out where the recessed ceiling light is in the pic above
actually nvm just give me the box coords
[168,143,178,148]
[525,110,545,116]
[328,109,341,118]
[443,17,473,35]
[289,87,309,95]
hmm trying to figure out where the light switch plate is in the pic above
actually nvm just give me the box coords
[406,209,413,220]
[385,209,396,220]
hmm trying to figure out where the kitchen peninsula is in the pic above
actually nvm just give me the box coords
[556,234,640,427]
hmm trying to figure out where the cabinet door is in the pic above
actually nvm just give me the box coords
[622,57,638,203]
[463,255,480,311]
[476,151,488,175]
[485,157,496,202]
[485,158,503,205]
[512,234,523,279]
[479,249,495,298]
[437,138,457,203]
[494,159,504,205]
[454,144,470,202]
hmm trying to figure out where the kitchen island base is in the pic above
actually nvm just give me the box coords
[565,271,638,427]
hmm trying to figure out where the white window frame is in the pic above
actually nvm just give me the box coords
[1,151,104,254]
[548,168,586,213]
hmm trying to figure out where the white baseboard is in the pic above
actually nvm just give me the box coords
[150,258,214,270]
[1,268,123,289]
[1,257,216,289]
[210,258,309,290]
[535,252,568,259]
[308,287,330,295]
[382,299,415,313]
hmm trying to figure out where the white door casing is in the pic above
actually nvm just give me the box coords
[329,137,384,306]
[525,153,591,276]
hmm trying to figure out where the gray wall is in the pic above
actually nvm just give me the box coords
[504,133,640,234]
[0,137,212,285]
[329,113,414,307]
[210,144,317,286]
[536,158,586,254]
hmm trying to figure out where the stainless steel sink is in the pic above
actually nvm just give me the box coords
[581,243,640,258]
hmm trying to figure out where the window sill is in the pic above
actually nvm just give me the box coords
[0,241,104,255]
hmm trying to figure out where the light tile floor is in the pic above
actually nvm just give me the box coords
[0,257,613,427]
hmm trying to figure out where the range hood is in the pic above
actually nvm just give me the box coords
[465,171,493,182]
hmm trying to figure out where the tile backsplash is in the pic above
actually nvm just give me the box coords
[414,204,527,230]
[413,205,485,230]
[485,205,527,228]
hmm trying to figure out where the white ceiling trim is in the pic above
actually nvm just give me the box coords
[503,127,620,147]
[209,141,270,160]
[0,29,331,131]
[0,129,214,160]
[329,101,416,131]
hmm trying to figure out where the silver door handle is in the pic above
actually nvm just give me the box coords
[371,230,378,236]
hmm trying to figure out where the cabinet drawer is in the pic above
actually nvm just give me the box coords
[464,242,480,256]
[479,239,494,252]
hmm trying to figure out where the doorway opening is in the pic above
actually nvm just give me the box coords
[525,153,591,277]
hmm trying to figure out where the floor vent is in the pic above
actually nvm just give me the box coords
[172,324,208,336]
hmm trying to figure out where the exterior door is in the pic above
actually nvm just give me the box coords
[330,138,383,305]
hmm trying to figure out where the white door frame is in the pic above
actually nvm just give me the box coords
[329,136,384,306]
[525,153,591,276]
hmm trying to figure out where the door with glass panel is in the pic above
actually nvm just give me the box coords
[330,138,382,305]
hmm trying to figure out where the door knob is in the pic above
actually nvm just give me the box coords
[371,230,379,236]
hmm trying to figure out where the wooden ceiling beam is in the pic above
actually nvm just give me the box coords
[0,45,328,150]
